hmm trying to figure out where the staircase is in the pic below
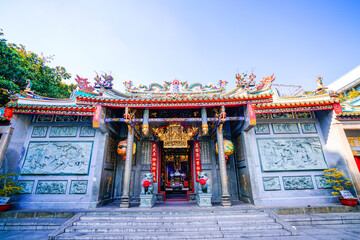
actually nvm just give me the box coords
[282,212,360,226]
[52,209,296,239]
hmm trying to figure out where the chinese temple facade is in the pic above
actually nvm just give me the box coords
[1,73,356,209]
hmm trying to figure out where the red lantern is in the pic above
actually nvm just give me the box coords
[117,140,136,160]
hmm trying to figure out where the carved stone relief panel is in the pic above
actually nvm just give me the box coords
[80,127,96,137]
[141,141,151,165]
[301,123,317,134]
[35,180,67,194]
[49,127,78,137]
[21,141,93,175]
[69,180,88,194]
[283,176,314,190]
[31,126,48,138]
[106,136,117,164]
[272,123,299,134]
[263,177,281,191]
[239,167,250,197]
[200,141,211,164]
[257,137,327,171]
[254,124,270,135]
[234,135,245,162]
[315,175,332,189]
[18,180,35,194]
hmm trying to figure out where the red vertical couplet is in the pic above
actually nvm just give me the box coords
[194,141,201,182]
[151,142,158,182]
[247,104,256,126]
[92,105,102,128]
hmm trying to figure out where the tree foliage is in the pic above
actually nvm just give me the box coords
[0,30,76,107]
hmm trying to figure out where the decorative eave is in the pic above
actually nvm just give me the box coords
[75,92,273,109]
[336,112,360,121]
[7,103,95,116]
[253,98,339,114]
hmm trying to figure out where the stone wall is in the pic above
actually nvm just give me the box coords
[245,111,340,206]
[6,114,107,209]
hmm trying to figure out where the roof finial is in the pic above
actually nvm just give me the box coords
[25,79,32,92]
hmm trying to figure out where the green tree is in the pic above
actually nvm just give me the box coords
[0,30,76,106]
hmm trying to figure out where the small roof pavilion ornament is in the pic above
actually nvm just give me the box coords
[25,79,33,92]
[94,73,114,96]
[235,72,256,88]
[316,75,328,91]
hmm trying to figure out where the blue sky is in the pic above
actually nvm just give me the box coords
[1,0,359,92]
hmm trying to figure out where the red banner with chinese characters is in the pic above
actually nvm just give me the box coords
[194,141,201,182]
[151,142,158,182]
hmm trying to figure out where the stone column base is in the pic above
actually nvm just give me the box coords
[197,193,212,207]
[120,196,130,208]
[221,195,231,207]
[139,194,155,208]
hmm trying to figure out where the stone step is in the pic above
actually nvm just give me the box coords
[222,229,292,238]
[80,213,269,221]
[65,222,283,233]
[74,217,275,226]
[282,213,360,226]
[86,209,261,215]
[56,229,292,239]
[0,218,67,231]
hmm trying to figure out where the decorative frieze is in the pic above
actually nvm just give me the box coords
[256,113,269,119]
[263,177,281,191]
[79,126,96,137]
[301,123,317,134]
[18,180,34,194]
[80,116,93,122]
[49,127,78,137]
[272,123,299,134]
[37,115,53,122]
[283,176,314,190]
[296,111,313,118]
[31,126,48,138]
[21,141,93,175]
[257,137,327,171]
[35,180,67,194]
[315,175,332,189]
[271,112,294,119]
[69,180,88,194]
[254,124,270,135]
[55,115,78,122]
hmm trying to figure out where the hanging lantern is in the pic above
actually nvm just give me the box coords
[117,140,136,160]
[215,139,234,160]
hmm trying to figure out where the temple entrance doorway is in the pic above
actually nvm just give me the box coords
[159,143,193,201]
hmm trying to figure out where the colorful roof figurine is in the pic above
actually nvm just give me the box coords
[4,72,341,121]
